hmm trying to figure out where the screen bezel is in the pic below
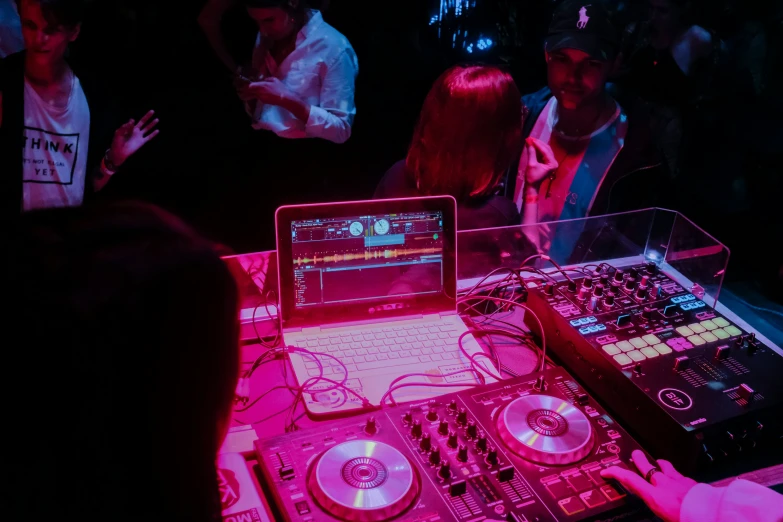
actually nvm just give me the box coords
[276,196,458,329]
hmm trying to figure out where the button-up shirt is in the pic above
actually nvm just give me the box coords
[249,10,358,144]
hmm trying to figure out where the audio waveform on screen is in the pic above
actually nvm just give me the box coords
[294,247,442,266]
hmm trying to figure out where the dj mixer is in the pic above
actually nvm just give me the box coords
[256,367,652,522]
[524,262,783,478]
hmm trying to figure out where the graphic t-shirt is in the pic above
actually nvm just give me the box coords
[22,73,90,212]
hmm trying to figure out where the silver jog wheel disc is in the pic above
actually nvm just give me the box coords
[496,394,594,465]
[307,440,420,521]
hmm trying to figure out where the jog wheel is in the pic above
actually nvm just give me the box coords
[306,440,420,521]
[496,395,594,465]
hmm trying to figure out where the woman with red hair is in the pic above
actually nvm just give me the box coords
[374,65,526,230]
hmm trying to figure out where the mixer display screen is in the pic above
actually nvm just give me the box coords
[290,211,445,308]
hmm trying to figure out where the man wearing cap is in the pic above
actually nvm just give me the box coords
[510,0,665,233]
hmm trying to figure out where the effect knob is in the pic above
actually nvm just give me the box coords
[429,447,442,466]
[402,410,413,425]
[447,399,458,413]
[447,430,459,449]
[582,277,593,289]
[438,420,450,436]
[629,268,639,280]
[600,274,610,287]
[476,433,488,453]
[485,446,499,466]
[567,280,578,293]
[652,282,662,298]
[625,278,637,292]
[425,407,439,422]
[364,416,377,435]
[593,284,605,297]
[639,275,650,288]
[420,433,432,452]
[645,261,657,275]
[613,269,625,283]
[456,408,468,426]
[438,461,452,480]
[603,292,616,308]
[411,420,423,439]
[466,420,478,440]
[588,296,599,312]
[457,444,468,462]
[578,286,591,301]
[635,286,648,300]
[543,281,555,296]
[642,307,655,320]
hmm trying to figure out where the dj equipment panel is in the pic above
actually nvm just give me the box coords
[524,262,783,478]
[256,367,651,522]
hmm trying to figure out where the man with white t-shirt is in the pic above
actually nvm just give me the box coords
[509,1,667,255]
[0,0,159,215]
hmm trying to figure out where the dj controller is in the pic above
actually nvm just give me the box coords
[256,367,652,522]
[524,262,783,478]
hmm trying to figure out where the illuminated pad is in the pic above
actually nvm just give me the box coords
[688,335,707,346]
[580,489,607,508]
[700,320,718,331]
[688,323,707,334]
[559,497,586,516]
[713,317,730,328]
[602,344,621,356]
[676,326,694,336]
[641,347,660,358]
[653,343,672,354]
[700,332,718,343]
[630,337,648,349]
[616,341,635,352]
[613,354,633,366]
[713,329,731,340]
[725,325,743,336]
[628,350,646,362]
[642,334,661,345]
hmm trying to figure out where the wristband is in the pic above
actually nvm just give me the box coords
[524,193,539,204]
[104,149,119,173]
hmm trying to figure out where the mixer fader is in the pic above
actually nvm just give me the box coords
[256,367,651,522]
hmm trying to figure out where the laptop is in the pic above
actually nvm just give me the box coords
[275,196,495,418]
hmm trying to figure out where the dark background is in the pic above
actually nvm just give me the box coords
[65,0,783,305]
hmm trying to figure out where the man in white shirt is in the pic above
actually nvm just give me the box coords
[236,0,358,144]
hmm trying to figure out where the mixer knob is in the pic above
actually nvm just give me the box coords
[635,286,648,300]
[588,296,599,311]
[582,277,593,289]
[438,419,450,436]
[714,345,730,361]
[457,444,469,462]
[603,292,616,308]
[625,278,637,292]
[402,410,413,425]
[447,430,459,448]
[456,408,468,426]
[476,433,488,453]
[578,286,590,301]
[593,284,605,297]
[674,356,690,371]
[640,275,650,288]
[629,268,639,280]
[543,281,555,296]
[411,420,423,439]
[633,363,643,376]
[364,416,378,435]
[646,261,657,275]
[447,399,458,413]
[652,283,662,298]
[420,433,432,452]
[425,408,439,422]
[485,446,499,466]
[567,280,578,293]
[600,274,610,287]
[438,460,452,480]
[429,447,442,466]
[642,307,655,320]
[466,420,478,439]
[613,269,625,283]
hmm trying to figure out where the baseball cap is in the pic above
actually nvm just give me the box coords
[544,1,619,61]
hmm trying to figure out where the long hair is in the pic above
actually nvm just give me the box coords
[4,201,240,522]
[406,65,524,202]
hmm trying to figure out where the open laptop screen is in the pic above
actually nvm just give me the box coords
[277,197,457,328]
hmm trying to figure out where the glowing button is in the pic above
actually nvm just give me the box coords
[653,343,673,355]
[630,338,648,349]
[713,317,730,328]
[642,334,661,345]
[688,323,706,334]
[616,341,635,352]
[602,344,621,356]
[724,325,742,337]
[688,335,706,346]
[676,326,694,337]
[613,354,633,366]
[713,329,730,340]
[700,332,718,343]
[628,350,647,362]
[641,347,659,358]
[700,320,718,331]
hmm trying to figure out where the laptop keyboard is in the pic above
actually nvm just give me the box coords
[289,322,465,376]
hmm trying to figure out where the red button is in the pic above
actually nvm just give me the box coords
[600,483,627,501]
[559,496,586,515]
[580,489,607,508]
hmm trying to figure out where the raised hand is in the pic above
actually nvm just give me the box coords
[108,110,160,167]
[523,137,559,187]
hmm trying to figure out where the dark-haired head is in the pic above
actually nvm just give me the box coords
[406,65,523,202]
[244,0,309,41]
[18,0,84,68]
[5,201,240,521]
